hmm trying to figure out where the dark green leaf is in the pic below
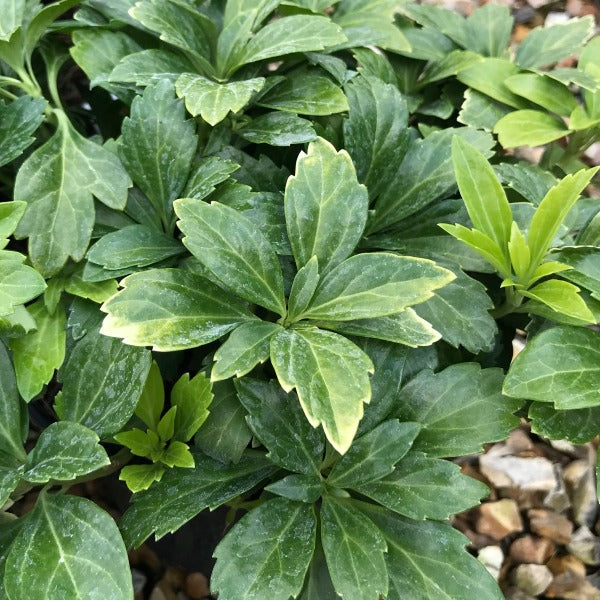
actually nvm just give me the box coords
[0,343,25,460]
[0,96,46,167]
[238,111,317,146]
[494,161,557,205]
[529,402,600,444]
[109,49,195,87]
[464,3,511,57]
[458,89,512,132]
[266,474,323,503]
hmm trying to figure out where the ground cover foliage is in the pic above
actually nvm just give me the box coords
[0,0,599,598]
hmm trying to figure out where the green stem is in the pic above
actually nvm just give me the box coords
[490,287,524,319]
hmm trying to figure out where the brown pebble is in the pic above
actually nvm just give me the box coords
[510,535,556,564]
[477,499,524,540]
[185,572,210,599]
[547,554,587,578]
[528,509,573,545]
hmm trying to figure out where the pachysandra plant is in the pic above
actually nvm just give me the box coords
[0,1,599,599]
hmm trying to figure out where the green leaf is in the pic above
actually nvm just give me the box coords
[14,111,131,277]
[328,420,420,488]
[504,325,600,409]
[135,360,164,431]
[184,156,239,200]
[300,253,454,321]
[119,80,197,224]
[9,301,65,402]
[0,463,20,508]
[523,279,595,323]
[369,127,495,232]
[458,89,512,133]
[288,256,320,321]
[401,2,468,47]
[22,422,109,483]
[114,428,161,458]
[515,16,594,69]
[86,225,185,270]
[157,406,177,441]
[320,496,388,600]
[420,50,483,86]
[355,452,488,520]
[494,110,570,148]
[236,378,325,476]
[194,381,252,464]
[171,371,213,442]
[0,252,46,318]
[238,112,317,146]
[464,3,512,57]
[494,161,558,205]
[414,264,498,354]
[298,538,339,600]
[120,463,165,493]
[0,202,26,241]
[395,363,521,457]
[57,327,151,438]
[161,440,194,468]
[360,503,504,600]
[0,343,25,460]
[451,136,512,253]
[235,15,345,71]
[101,269,257,351]
[528,168,598,268]
[212,321,282,381]
[270,327,373,454]
[505,73,577,116]
[320,309,441,348]
[265,473,323,503]
[284,137,368,272]
[343,75,410,202]
[0,0,24,41]
[529,402,600,445]
[5,493,133,600]
[552,246,600,296]
[121,450,277,547]
[175,200,286,315]
[0,96,46,167]
[213,498,317,600]
[258,73,349,116]
[176,74,264,126]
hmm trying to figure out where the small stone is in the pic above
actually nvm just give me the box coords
[510,535,556,564]
[164,567,186,591]
[544,465,571,513]
[149,589,168,600]
[184,572,210,599]
[506,429,535,455]
[132,568,147,595]
[513,563,553,595]
[528,508,573,544]
[567,526,600,566]
[479,446,557,492]
[546,573,600,599]
[477,499,524,540]
[564,460,599,527]
[504,587,536,600]
[548,554,587,578]
[545,11,571,27]
[477,546,503,581]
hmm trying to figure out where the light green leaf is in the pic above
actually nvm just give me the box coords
[528,168,598,268]
[121,450,278,547]
[494,110,570,148]
[356,452,488,520]
[119,79,197,224]
[212,321,282,381]
[22,422,109,483]
[343,75,410,202]
[213,498,317,600]
[266,473,323,503]
[300,253,454,321]
[114,428,160,458]
[194,381,252,464]
[172,371,213,442]
[515,16,594,69]
[0,343,26,461]
[464,3,512,57]
[452,136,512,252]
[320,309,441,348]
[320,496,388,600]
[160,440,194,468]
[523,279,595,323]
[529,402,600,445]
[135,360,164,431]
[360,503,504,600]
[9,301,65,402]
[505,73,577,116]
[14,111,131,277]
[120,463,165,493]
[395,363,521,457]
[0,96,46,167]
[5,493,133,600]
[0,252,46,317]
[258,73,349,115]
[414,264,497,353]
[176,74,264,126]
[236,378,325,476]
[236,15,346,70]
[508,222,531,280]
[238,112,317,146]
[504,326,600,409]
[285,137,368,272]
[0,0,24,42]
[57,327,151,438]
[101,269,257,351]
[0,202,26,241]
[288,256,320,321]
[86,224,185,270]
[328,420,420,488]
[0,304,36,339]
[175,200,286,316]
[157,406,177,442]
[270,327,373,454]
[63,275,117,305]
